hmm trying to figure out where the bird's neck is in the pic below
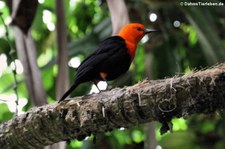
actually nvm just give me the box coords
[125,40,137,61]
[118,32,139,61]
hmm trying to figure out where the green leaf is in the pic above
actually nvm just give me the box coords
[0,103,13,123]
[0,73,14,93]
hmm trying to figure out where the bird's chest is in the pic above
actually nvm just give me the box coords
[125,41,137,61]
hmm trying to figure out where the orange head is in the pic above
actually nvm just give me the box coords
[118,23,156,60]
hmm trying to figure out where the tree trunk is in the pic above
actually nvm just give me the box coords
[0,63,225,148]
[144,122,157,149]
[12,0,47,106]
[55,0,68,101]
[14,27,47,106]
[106,0,129,35]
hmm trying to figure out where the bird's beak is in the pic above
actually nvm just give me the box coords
[144,29,158,34]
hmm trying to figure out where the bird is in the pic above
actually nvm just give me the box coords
[59,23,157,102]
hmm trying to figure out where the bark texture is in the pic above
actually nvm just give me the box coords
[0,64,225,148]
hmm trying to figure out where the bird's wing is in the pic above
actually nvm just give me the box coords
[76,36,126,79]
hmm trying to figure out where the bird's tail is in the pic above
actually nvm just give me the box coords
[58,81,79,103]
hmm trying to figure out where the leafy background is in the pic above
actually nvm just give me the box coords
[0,0,225,148]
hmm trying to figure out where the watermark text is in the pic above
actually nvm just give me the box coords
[180,1,224,6]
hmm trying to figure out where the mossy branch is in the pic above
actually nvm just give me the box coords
[0,64,225,149]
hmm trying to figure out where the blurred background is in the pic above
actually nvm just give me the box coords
[0,0,225,149]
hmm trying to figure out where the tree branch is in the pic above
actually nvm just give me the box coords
[1,64,225,148]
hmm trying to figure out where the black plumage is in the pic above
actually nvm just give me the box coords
[59,36,131,102]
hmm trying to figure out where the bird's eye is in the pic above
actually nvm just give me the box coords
[137,27,142,31]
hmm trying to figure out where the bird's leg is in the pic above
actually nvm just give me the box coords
[95,83,101,92]
[99,72,109,89]
[93,80,101,92]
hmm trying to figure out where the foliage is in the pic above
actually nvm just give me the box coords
[0,0,225,148]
